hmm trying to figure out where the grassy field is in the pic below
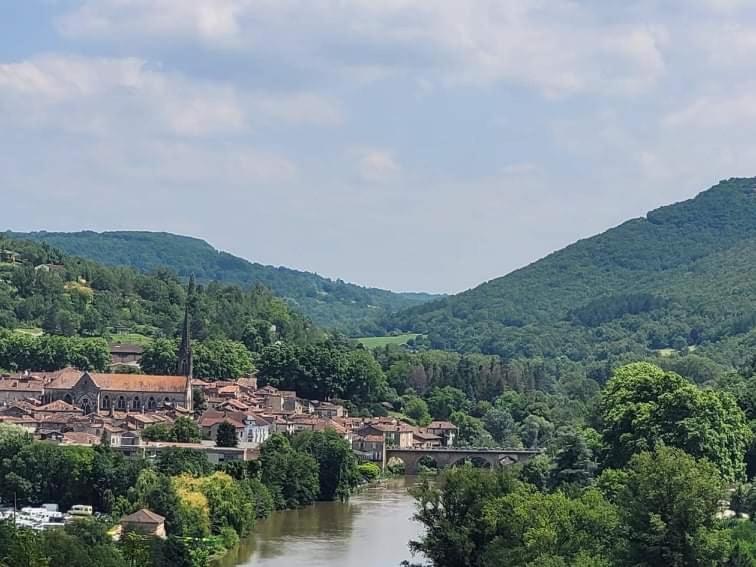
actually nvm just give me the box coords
[356,333,421,348]
[110,332,153,347]
[14,327,44,337]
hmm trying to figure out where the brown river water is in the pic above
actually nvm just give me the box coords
[214,477,426,567]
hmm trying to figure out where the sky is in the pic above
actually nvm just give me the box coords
[2,1,756,294]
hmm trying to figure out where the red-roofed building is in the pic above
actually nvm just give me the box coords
[44,371,192,414]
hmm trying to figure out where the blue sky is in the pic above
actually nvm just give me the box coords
[2,1,756,293]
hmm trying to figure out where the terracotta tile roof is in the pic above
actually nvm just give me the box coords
[247,413,271,426]
[0,415,38,425]
[414,430,442,440]
[91,373,188,393]
[121,509,165,525]
[220,399,249,410]
[110,343,144,355]
[62,432,100,445]
[48,371,188,393]
[199,417,245,429]
[429,421,458,430]
[42,368,82,389]
[0,380,44,392]
[36,400,80,412]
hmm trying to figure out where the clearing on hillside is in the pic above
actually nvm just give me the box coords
[356,334,421,348]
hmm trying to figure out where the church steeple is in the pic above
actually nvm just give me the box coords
[177,275,194,378]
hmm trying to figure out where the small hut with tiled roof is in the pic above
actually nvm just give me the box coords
[119,508,166,538]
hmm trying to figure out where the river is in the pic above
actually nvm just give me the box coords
[215,477,426,567]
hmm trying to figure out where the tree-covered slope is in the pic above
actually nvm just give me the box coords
[0,236,317,346]
[5,231,438,335]
[391,178,756,367]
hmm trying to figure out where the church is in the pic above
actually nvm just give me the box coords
[44,278,196,414]
[44,370,192,414]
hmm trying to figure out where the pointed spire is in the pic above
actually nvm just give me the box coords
[177,275,194,378]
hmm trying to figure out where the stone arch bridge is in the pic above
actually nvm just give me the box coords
[385,447,541,475]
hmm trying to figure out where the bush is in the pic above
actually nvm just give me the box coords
[219,526,240,550]
[358,462,381,482]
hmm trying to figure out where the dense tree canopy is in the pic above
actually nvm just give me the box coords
[598,362,751,481]
[0,236,317,346]
[256,340,387,403]
[6,230,438,335]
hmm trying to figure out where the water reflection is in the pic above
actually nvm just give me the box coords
[216,477,424,567]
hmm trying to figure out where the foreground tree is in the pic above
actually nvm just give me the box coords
[292,430,360,500]
[615,446,728,567]
[259,435,319,509]
[598,362,751,481]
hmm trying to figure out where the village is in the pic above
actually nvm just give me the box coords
[0,343,458,479]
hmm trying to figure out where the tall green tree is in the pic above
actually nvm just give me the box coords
[215,422,239,448]
[259,435,319,509]
[292,430,360,501]
[616,446,729,567]
[598,362,751,481]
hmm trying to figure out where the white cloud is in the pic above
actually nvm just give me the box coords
[58,0,247,45]
[0,54,342,137]
[57,0,668,97]
[664,89,756,129]
[351,148,401,183]
[0,55,245,136]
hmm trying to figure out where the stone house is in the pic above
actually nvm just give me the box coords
[357,421,415,449]
[413,429,443,449]
[312,401,346,419]
[352,434,385,462]
[0,378,44,404]
[109,344,144,367]
[427,421,458,447]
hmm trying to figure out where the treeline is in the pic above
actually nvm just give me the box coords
[0,332,110,372]
[407,361,756,566]
[0,426,364,567]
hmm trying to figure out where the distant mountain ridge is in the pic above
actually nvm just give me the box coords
[6,230,439,335]
[390,178,756,370]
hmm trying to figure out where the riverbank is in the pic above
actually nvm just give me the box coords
[214,477,423,567]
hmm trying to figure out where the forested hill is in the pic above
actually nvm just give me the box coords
[5,230,438,335]
[0,236,318,347]
[391,177,756,369]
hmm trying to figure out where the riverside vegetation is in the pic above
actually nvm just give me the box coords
[0,427,365,567]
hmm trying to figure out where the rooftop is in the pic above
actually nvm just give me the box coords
[121,508,165,525]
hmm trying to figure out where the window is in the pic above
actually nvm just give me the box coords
[63,394,73,405]
[117,396,126,410]
[102,396,110,410]
[148,397,156,410]
[133,397,141,410]
[80,398,92,414]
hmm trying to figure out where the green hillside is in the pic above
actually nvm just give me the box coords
[391,178,756,370]
[0,236,316,347]
[5,230,437,336]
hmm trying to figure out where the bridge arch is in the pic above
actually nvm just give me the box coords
[417,455,439,473]
[451,456,493,469]
[384,448,541,475]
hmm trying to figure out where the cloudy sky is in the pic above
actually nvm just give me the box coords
[2,1,755,293]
